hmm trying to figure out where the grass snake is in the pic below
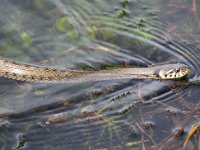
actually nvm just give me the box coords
[0,58,190,83]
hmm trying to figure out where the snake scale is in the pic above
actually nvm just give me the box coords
[0,57,190,83]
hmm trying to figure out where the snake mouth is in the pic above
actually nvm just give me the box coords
[159,66,190,80]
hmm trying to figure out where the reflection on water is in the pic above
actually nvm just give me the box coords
[0,0,200,149]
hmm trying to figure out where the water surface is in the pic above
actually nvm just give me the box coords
[0,0,200,149]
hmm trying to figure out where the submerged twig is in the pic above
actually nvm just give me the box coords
[183,123,200,150]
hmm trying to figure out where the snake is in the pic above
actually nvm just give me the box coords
[0,57,190,83]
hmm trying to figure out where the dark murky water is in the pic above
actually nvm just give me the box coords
[0,0,200,149]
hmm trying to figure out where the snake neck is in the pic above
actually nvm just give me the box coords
[103,68,159,78]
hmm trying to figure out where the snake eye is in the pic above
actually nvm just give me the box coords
[175,69,180,73]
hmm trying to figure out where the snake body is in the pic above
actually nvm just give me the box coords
[0,58,190,83]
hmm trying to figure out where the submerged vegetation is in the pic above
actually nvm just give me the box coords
[20,32,32,47]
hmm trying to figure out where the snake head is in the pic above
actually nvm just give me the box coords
[158,64,190,79]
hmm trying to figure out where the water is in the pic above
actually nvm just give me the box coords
[0,0,200,149]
